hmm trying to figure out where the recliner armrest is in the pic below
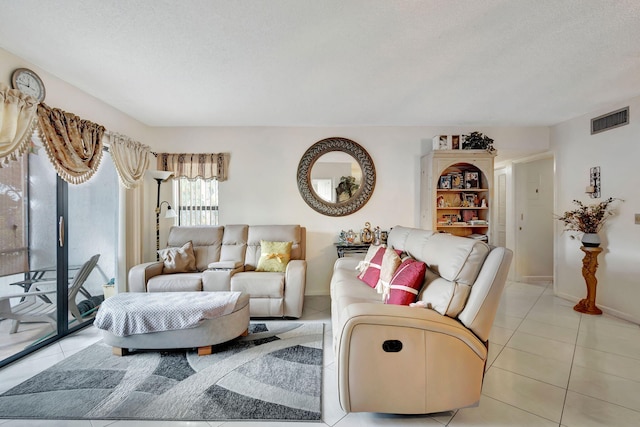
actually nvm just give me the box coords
[202,266,244,291]
[128,261,164,292]
[337,302,486,358]
[283,259,307,318]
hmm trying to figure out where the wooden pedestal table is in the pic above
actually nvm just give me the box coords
[573,246,604,315]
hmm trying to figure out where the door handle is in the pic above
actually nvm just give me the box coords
[58,216,64,247]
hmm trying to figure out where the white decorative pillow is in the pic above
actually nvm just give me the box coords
[376,247,402,299]
[157,241,197,274]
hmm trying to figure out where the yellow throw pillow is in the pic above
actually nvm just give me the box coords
[157,241,197,273]
[256,240,293,272]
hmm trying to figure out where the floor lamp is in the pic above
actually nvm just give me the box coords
[148,170,177,260]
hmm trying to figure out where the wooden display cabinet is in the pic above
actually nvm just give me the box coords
[420,149,496,242]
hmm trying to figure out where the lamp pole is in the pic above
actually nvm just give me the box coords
[148,170,175,260]
[154,178,163,260]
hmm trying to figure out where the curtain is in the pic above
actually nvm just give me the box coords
[0,83,39,167]
[37,103,105,184]
[107,132,151,189]
[158,152,229,181]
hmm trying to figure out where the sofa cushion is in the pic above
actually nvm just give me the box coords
[147,273,202,292]
[418,269,472,317]
[256,240,292,272]
[244,225,303,269]
[231,272,284,298]
[167,226,224,271]
[386,258,427,305]
[157,241,197,274]
[357,246,385,288]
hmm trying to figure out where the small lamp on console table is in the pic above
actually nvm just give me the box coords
[148,170,177,259]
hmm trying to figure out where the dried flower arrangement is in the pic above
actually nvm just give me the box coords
[556,197,622,234]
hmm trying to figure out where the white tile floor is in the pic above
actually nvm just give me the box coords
[1,280,640,426]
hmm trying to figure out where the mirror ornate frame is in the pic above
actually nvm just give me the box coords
[297,137,376,216]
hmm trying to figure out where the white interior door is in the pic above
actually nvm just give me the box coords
[514,157,554,283]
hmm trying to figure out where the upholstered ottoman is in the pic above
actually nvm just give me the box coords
[95,291,250,356]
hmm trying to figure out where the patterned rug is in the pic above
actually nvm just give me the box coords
[0,322,323,421]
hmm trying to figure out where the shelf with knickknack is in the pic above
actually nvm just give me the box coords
[421,147,495,243]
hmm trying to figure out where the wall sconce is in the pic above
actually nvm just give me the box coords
[148,170,176,259]
[586,166,601,198]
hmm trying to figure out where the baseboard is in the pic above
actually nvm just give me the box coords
[520,275,553,284]
[554,291,640,325]
[305,291,331,297]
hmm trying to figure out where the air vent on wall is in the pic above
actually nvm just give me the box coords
[591,107,629,134]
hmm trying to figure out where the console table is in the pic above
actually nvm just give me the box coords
[573,246,603,315]
[335,243,370,258]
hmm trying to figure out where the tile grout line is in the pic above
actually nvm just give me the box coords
[558,311,583,426]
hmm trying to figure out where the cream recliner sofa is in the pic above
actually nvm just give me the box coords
[128,224,306,318]
[330,225,512,414]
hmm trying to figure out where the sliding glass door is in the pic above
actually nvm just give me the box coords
[66,153,118,328]
[0,141,118,367]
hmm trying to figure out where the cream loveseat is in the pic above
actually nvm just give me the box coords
[128,224,306,318]
[331,226,512,414]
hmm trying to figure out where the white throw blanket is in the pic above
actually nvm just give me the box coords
[94,291,241,337]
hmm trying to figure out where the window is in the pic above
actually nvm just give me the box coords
[175,177,219,225]
[0,155,28,276]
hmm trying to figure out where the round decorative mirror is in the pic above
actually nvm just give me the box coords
[297,137,376,216]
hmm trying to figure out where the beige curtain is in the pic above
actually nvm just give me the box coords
[158,153,229,181]
[37,103,105,184]
[0,83,39,167]
[107,132,151,189]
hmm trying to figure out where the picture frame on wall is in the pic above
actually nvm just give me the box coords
[439,175,451,189]
[464,171,480,189]
[449,172,464,189]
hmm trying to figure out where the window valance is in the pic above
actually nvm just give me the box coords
[0,83,38,168]
[107,132,150,189]
[37,103,105,184]
[158,153,229,181]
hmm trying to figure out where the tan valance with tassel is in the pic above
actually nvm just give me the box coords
[107,132,150,189]
[158,153,229,181]
[0,83,39,167]
[37,103,105,184]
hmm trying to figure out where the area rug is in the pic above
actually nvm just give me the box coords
[0,322,323,421]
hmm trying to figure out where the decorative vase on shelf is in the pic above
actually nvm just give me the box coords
[581,233,600,248]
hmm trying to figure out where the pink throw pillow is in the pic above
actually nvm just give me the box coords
[357,246,386,288]
[385,258,427,305]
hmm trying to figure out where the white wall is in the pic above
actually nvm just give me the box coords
[552,96,640,323]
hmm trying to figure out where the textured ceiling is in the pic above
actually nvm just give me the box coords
[1,0,640,127]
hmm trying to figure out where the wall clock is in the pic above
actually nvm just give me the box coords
[11,68,46,102]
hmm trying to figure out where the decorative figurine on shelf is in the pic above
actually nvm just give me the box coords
[338,230,347,243]
[481,198,487,208]
[437,195,445,208]
[361,222,374,243]
[373,226,381,245]
[346,229,356,244]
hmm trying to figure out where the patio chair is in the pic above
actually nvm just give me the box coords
[0,254,100,334]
